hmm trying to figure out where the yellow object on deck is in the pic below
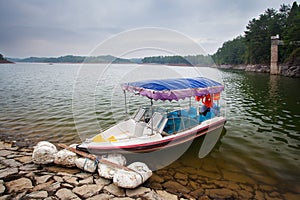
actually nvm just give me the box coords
[108,136,117,142]
[92,134,106,142]
[92,134,117,142]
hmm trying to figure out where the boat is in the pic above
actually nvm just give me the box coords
[76,77,226,154]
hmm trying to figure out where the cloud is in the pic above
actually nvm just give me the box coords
[0,0,296,57]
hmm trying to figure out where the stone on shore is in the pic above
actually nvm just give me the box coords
[0,141,13,150]
[281,65,300,78]
[95,177,111,188]
[75,157,97,173]
[62,175,79,186]
[31,180,55,192]
[35,174,53,184]
[98,154,127,179]
[113,162,152,188]
[104,183,126,197]
[26,190,48,198]
[78,176,94,185]
[156,190,178,200]
[100,153,127,166]
[86,193,114,200]
[19,163,39,171]
[0,180,5,194]
[142,190,162,200]
[162,180,190,194]
[46,165,80,174]
[0,167,18,179]
[32,141,57,164]
[54,148,78,167]
[55,188,80,200]
[148,173,164,183]
[47,182,61,192]
[72,184,101,198]
[15,155,32,163]
[98,162,118,179]
[5,177,33,193]
[126,186,151,197]
[206,188,237,199]
[0,150,16,157]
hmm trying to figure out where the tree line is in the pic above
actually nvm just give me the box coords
[9,55,133,64]
[0,53,13,63]
[142,55,214,66]
[142,2,300,67]
[213,2,300,65]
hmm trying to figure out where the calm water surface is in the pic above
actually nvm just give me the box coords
[0,63,299,195]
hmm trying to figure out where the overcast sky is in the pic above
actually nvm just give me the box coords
[0,0,296,58]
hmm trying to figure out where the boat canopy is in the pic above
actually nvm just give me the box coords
[121,77,224,101]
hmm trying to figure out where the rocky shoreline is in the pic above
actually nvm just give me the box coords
[0,140,170,200]
[213,64,300,78]
[0,140,299,200]
[0,60,14,64]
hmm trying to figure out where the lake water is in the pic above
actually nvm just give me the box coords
[0,63,299,197]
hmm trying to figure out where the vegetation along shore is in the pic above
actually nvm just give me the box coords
[0,54,13,64]
[212,2,300,77]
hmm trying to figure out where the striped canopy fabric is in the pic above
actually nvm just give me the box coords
[121,77,224,101]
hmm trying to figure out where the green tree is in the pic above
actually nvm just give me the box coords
[244,8,287,64]
[283,2,300,62]
[212,3,300,66]
[213,36,246,65]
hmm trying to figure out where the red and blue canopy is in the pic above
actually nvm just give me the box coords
[121,77,224,101]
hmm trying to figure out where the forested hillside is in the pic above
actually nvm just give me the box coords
[213,2,300,66]
[0,54,13,63]
[142,55,214,66]
[9,55,132,64]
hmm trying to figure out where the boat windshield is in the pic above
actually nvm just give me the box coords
[132,103,221,135]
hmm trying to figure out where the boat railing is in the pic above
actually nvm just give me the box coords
[163,114,199,135]
[131,105,220,135]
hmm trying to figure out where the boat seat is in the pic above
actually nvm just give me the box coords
[157,118,168,134]
[132,107,146,122]
[133,122,147,137]
[143,112,164,136]
[147,112,164,130]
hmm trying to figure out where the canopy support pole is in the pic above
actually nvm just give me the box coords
[150,98,153,135]
[189,97,192,108]
[124,90,128,117]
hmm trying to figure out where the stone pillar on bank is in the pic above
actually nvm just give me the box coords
[270,35,280,75]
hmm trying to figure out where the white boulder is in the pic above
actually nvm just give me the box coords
[99,154,126,166]
[32,141,57,165]
[75,158,97,173]
[36,141,57,149]
[54,145,78,167]
[98,154,127,179]
[113,162,152,188]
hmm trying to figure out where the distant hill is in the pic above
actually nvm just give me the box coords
[9,55,133,64]
[129,58,143,64]
[142,55,214,66]
[0,53,14,64]
[7,54,215,66]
